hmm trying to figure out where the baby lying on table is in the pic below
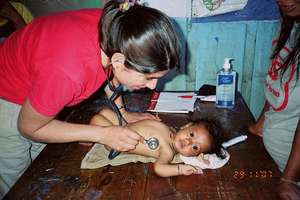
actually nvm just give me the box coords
[90,107,225,177]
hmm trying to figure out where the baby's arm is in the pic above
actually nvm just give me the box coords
[154,162,202,177]
[154,154,202,177]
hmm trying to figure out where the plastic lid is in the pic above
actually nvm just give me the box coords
[223,58,232,70]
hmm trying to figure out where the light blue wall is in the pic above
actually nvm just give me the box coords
[162,19,279,118]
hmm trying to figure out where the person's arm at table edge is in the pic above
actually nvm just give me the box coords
[248,101,270,137]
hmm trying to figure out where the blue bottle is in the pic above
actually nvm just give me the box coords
[216,58,236,108]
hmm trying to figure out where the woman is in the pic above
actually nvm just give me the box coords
[249,0,300,199]
[0,0,180,198]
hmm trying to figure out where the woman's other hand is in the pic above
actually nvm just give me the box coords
[248,101,269,137]
[277,181,300,200]
[248,122,263,137]
[123,111,160,123]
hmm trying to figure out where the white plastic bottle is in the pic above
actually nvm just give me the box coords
[216,58,236,108]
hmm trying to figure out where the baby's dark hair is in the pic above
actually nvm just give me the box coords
[192,118,225,159]
[99,0,180,73]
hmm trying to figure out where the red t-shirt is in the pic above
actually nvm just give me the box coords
[0,9,106,117]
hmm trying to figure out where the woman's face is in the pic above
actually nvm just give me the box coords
[113,64,168,90]
[173,124,213,157]
[277,0,300,17]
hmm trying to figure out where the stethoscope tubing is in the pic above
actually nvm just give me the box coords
[107,82,127,159]
[105,74,159,159]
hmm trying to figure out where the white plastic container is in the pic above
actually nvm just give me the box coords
[216,58,236,108]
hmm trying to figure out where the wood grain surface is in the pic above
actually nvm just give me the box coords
[4,91,280,200]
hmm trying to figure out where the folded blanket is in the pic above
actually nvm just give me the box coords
[81,143,230,170]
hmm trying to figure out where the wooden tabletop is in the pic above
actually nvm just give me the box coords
[5,91,281,200]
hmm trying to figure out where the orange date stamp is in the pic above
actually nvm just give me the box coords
[233,170,273,179]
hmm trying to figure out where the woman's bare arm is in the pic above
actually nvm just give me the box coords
[278,119,300,199]
[18,100,141,152]
[248,101,270,137]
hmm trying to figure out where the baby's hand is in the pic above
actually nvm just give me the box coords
[179,164,203,176]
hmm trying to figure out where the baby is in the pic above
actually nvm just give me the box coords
[90,107,224,177]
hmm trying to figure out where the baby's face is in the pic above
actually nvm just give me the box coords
[174,124,213,157]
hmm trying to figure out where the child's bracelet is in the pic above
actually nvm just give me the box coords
[280,177,300,188]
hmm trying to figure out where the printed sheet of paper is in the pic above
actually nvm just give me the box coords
[147,92,197,113]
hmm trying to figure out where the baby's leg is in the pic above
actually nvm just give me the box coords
[90,113,113,127]
[99,107,120,125]
[90,107,124,150]
[80,107,116,146]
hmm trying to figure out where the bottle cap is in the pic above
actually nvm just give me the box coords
[223,58,232,70]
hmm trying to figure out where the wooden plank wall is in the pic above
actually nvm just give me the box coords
[161,19,279,119]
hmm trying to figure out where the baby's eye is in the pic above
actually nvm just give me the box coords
[189,132,194,137]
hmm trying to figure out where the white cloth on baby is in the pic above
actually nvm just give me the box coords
[179,149,230,169]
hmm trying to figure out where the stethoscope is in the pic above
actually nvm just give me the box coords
[105,67,159,160]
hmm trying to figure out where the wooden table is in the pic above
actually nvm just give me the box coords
[5,91,281,200]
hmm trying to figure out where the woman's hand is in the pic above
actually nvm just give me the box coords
[100,125,142,152]
[277,181,300,200]
[179,164,203,176]
[248,123,263,137]
[248,101,269,137]
[123,111,160,123]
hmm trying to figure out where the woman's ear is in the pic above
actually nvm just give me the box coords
[180,122,194,129]
[111,53,126,69]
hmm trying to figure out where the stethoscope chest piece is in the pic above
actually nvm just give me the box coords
[146,137,159,150]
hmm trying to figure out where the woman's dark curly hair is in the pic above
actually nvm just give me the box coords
[192,118,226,159]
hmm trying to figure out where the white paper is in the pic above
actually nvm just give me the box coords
[147,92,197,113]
[155,92,196,100]
[200,95,216,102]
